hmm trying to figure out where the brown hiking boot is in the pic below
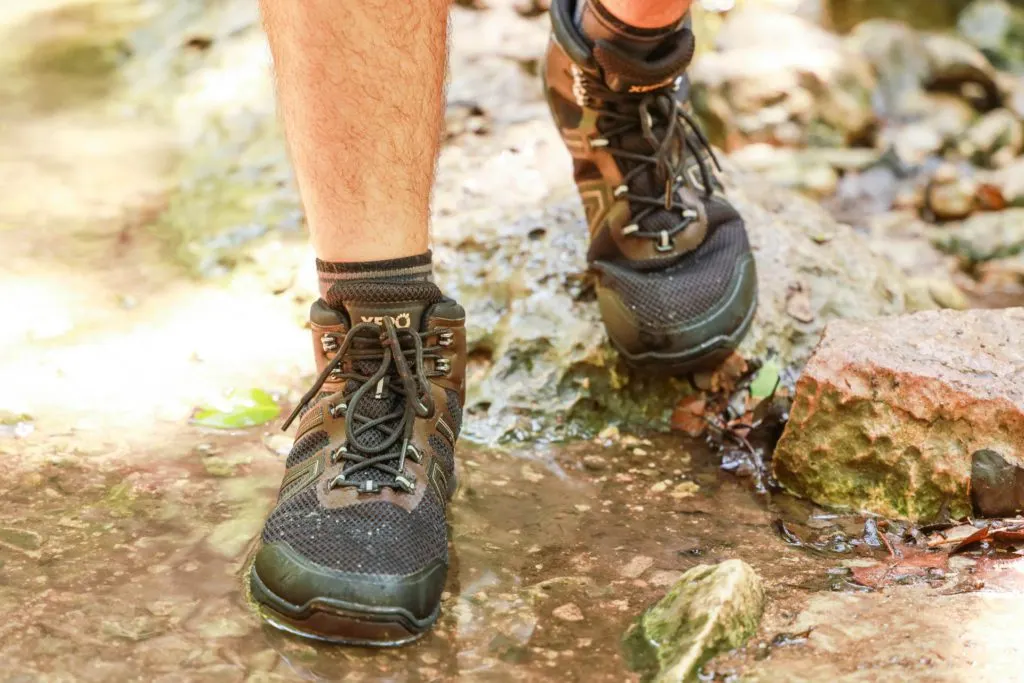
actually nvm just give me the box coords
[544,0,757,373]
[249,280,465,646]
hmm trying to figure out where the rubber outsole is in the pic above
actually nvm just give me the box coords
[611,288,758,375]
[249,566,440,647]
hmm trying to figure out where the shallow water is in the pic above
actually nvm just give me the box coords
[0,425,850,682]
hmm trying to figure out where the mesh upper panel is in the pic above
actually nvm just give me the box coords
[428,435,454,476]
[286,430,330,469]
[445,389,463,437]
[261,487,449,575]
[596,216,749,331]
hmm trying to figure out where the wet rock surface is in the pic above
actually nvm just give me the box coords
[774,308,1024,521]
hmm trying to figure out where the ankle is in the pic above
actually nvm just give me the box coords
[579,0,690,32]
[315,251,433,298]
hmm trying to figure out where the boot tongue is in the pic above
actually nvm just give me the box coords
[321,280,444,489]
[325,280,444,333]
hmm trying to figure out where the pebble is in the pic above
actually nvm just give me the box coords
[620,555,654,579]
[927,176,978,221]
[582,455,607,471]
[552,603,585,622]
[670,482,700,499]
[0,527,42,551]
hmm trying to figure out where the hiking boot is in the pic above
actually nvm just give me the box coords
[544,0,757,373]
[249,280,465,646]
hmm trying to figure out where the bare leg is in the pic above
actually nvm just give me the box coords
[599,0,691,28]
[259,0,450,263]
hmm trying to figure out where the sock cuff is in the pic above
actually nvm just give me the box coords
[583,0,687,38]
[316,251,432,279]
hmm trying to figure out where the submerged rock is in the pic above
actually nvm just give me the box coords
[774,308,1024,521]
[623,559,765,682]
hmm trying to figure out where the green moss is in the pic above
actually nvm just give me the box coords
[775,384,973,521]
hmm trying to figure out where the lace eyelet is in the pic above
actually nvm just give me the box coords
[436,358,451,375]
[438,329,455,347]
[655,231,674,253]
[406,443,422,463]
[320,333,339,354]
[328,402,347,418]
[394,474,416,493]
[622,224,640,236]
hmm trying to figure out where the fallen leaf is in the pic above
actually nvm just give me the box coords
[671,395,707,437]
[193,389,281,429]
[851,547,949,589]
[950,526,991,553]
[749,361,780,400]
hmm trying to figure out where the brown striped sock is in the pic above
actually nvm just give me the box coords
[315,251,433,298]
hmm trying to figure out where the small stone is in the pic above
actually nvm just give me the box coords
[582,455,608,471]
[0,527,42,551]
[650,481,669,494]
[649,570,684,587]
[927,174,978,221]
[597,425,620,441]
[623,560,766,682]
[552,603,584,622]
[194,616,252,639]
[927,278,970,310]
[932,208,1024,263]
[671,482,700,499]
[620,555,655,579]
[961,108,1023,167]
[521,465,544,483]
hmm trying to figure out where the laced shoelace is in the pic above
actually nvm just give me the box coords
[584,75,723,251]
[282,318,445,494]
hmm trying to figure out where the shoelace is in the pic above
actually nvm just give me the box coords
[585,75,722,251]
[282,318,442,494]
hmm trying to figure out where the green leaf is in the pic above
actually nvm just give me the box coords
[192,389,281,429]
[749,361,780,400]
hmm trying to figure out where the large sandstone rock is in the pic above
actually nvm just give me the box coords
[623,559,765,683]
[774,308,1024,521]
